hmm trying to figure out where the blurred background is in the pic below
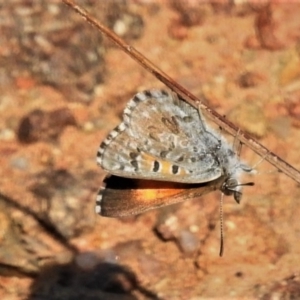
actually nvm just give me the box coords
[0,0,300,299]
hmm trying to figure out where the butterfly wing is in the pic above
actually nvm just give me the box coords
[96,175,224,217]
[97,90,222,183]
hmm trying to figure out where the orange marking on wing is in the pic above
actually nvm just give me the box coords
[160,161,172,174]
[137,152,154,170]
[134,182,185,203]
[160,161,189,176]
[100,176,224,217]
[140,152,190,176]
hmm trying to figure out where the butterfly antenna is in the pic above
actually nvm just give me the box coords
[219,192,224,257]
[227,182,255,193]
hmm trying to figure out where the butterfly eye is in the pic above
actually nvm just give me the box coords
[221,177,239,197]
[222,178,254,203]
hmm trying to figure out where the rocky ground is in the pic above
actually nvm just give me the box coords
[0,1,300,299]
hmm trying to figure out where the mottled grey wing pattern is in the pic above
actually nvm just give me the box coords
[97,90,222,183]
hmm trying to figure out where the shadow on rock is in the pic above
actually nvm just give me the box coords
[28,260,160,300]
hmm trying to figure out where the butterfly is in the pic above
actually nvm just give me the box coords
[96,89,253,217]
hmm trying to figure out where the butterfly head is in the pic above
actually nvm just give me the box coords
[221,176,254,204]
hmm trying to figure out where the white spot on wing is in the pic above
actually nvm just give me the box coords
[118,122,126,131]
[95,193,102,214]
[95,205,101,214]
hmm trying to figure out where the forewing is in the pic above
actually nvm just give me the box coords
[96,175,224,217]
[97,90,222,183]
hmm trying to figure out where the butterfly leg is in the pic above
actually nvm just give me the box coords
[197,104,222,149]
